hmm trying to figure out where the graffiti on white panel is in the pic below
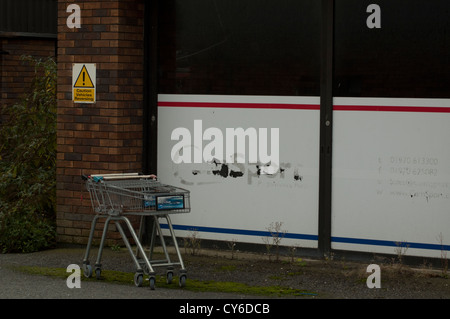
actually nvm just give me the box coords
[169,119,309,187]
[173,157,306,188]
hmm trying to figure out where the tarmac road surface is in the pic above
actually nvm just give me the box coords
[0,264,243,299]
[0,247,288,318]
[0,247,250,300]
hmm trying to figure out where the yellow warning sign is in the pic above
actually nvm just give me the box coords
[72,64,96,103]
[74,65,95,88]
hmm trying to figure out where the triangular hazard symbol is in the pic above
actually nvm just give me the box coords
[74,65,95,88]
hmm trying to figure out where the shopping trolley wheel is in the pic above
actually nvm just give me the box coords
[149,276,156,290]
[95,267,101,280]
[166,271,173,284]
[179,274,186,288]
[134,273,143,287]
[83,264,93,278]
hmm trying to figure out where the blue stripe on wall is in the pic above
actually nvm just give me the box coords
[331,236,450,251]
[159,224,317,241]
[160,224,450,252]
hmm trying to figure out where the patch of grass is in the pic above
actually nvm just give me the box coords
[188,279,316,297]
[14,265,135,286]
[13,265,318,297]
[216,265,237,272]
[268,275,285,281]
[286,271,303,277]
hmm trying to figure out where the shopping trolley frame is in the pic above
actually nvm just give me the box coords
[81,173,190,289]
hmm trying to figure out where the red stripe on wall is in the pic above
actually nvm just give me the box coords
[158,101,320,110]
[333,105,450,113]
[159,101,450,113]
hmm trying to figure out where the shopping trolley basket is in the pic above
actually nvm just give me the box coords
[81,173,191,289]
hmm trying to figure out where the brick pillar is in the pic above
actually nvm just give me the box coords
[56,0,144,244]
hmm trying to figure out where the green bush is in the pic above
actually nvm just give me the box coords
[0,56,57,253]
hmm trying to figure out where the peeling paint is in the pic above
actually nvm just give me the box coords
[294,168,303,181]
[213,163,229,178]
[229,170,244,178]
[172,160,305,188]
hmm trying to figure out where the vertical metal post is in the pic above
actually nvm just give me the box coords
[143,0,158,175]
[318,0,334,257]
[142,0,159,245]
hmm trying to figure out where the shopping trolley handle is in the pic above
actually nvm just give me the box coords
[81,172,157,182]
[81,174,104,182]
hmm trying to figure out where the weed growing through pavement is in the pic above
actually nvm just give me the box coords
[262,222,286,262]
[438,232,448,278]
[393,241,409,272]
[183,230,202,256]
[226,238,238,260]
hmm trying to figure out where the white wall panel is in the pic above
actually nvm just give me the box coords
[332,98,450,257]
[157,94,320,248]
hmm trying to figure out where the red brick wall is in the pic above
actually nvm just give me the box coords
[56,0,145,245]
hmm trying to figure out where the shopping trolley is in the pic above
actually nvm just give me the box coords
[81,173,190,289]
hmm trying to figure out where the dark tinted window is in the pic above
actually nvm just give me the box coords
[0,0,57,35]
[158,0,320,96]
[334,0,450,98]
